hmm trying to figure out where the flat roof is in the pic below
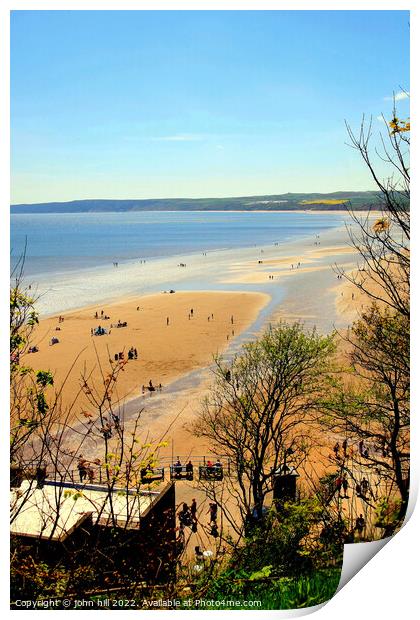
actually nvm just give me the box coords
[11,480,168,542]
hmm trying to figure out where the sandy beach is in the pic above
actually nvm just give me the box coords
[22,231,363,450]
[18,218,369,470]
[333,260,396,323]
[220,244,358,285]
[26,290,269,421]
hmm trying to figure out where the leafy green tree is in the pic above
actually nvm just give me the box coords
[193,322,335,533]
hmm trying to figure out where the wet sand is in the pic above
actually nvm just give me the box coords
[221,244,358,285]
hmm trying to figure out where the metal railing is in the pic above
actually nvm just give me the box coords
[11,457,230,489]
[169,465,194,481]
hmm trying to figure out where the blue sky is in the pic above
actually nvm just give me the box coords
[11,10,409,203]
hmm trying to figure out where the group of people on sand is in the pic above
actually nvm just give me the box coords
[91,325,107,336]
[91,320,128,335]
[332,439,349,460]
[178,499,198,530]
[127,346,138,360]
[331,439,376,501]
[111,320,128,328]
[94,310,110,319]
[332,437,387,462]
[142,379,163,394]
[177,499,219,539]
[113,346,138,361]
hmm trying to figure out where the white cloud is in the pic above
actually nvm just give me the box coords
[384,90,410,102]
[376,115,386,124]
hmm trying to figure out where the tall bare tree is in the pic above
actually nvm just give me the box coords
[341,98,410,318]
[325,98,410,535]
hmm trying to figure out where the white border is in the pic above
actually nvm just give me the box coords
[1,2,417,618]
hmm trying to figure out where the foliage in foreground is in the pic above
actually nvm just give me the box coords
[203,568,341,609]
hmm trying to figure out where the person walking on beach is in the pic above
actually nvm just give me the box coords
[355,514,365,536]
[231,315,234,324]
[178,503,192,529]
[190,308,194,316]
[166,316,169,326]
[191,498,198,523]
[208,502,217,525]
[361,477,370,496]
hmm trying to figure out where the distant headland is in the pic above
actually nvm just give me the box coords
[10,191,382,214]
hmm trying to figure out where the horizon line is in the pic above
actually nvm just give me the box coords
[11,189,379,207]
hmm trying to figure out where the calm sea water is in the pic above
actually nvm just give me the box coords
[11,211,348,277]
[10,210,356,319]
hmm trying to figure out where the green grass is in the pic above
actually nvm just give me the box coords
[201,568,341,610]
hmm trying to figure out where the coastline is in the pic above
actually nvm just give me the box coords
[24,216,360,318]
[21,217,365,460]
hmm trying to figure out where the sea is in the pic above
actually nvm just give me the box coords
[10,210,354,320]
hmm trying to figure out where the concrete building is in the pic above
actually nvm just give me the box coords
[11,478,176,585]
